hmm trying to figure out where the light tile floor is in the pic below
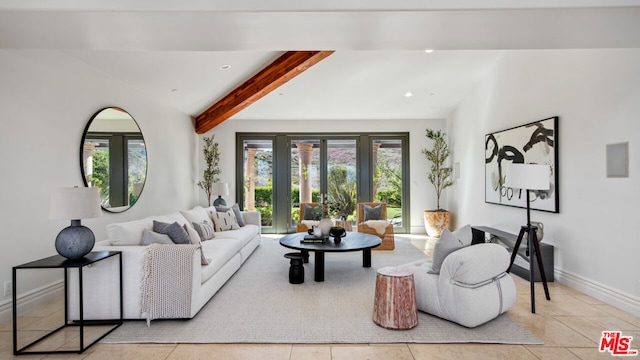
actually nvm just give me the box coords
[1,236,639,359]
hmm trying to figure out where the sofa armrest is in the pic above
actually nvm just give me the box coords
[241,211,261,227]
[439,243,510,286]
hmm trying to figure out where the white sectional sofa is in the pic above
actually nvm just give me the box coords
[68,205,261,321]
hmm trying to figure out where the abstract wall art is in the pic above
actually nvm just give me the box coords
[485,116,559,213]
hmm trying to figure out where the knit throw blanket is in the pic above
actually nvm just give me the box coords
[363,220,390,235]
[141,244,199,325]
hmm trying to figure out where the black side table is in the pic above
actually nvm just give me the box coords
[13,251,123,355]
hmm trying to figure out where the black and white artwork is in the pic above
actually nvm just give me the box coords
[485,116,559,213]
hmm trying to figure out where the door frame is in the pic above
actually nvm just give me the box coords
[236,132,410,234]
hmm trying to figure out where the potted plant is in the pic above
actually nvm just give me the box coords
[422,129,454,238]
[197,135,221,206]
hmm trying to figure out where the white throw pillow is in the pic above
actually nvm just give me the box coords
[210,209,240,232]
[180,206,210,225]
[107,217,154,246]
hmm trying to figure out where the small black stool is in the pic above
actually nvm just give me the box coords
[284,252,305,284]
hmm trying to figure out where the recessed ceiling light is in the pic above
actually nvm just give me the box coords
[219,64,231,70]
[424,49,434,53]
[405,92,413,98]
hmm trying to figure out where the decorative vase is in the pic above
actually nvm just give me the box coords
[330,226,346,243]
[423,210,450,238]
[524,221,544,242]
[319,218,333,237]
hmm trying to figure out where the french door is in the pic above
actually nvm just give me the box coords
[237,133,409,234]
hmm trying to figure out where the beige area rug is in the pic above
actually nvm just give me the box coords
[102,237,542,345]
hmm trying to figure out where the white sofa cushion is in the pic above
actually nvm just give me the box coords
[216,224,260,247]
[200,238,243,283]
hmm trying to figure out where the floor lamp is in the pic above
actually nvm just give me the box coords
[504,163,551,313]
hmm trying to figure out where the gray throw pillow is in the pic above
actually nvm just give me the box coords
[428,228,467,275]
[215,203,245,227]
[192,220,215,241]
[141,229,174,245]
[152,220,191,244]
[363,204,383,221]
[303,203,319,220]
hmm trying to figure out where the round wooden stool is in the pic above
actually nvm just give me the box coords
[372,266,418,329]
[284,252,305,284]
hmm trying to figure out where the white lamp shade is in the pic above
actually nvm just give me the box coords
[49,187,101,220]
[504,163,550,191]
[212,182,229,196]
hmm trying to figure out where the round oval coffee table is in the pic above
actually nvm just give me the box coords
[279,232,381,282]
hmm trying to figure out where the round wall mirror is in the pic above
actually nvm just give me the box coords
[80,107,147,213]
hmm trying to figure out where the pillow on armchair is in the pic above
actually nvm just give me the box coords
[428,225,472,274]
[303,203,319,220]
[363,204,383,221]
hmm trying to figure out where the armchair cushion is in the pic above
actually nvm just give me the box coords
[428,225,473,275]
[303,203,319,220]
[363,203,383,221]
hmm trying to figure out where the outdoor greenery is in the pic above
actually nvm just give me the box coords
[422,129,453,211]
[246,142,402,227]
[90,149,110,206]
[197,135,221,206]
[89,146,147,207]
[327,165,357,220]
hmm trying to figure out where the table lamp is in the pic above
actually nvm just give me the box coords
[504,163,551,313]
[49,187,101,259]
[212,182,229,207]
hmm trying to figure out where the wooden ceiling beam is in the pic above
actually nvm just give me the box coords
[195,50,334,134]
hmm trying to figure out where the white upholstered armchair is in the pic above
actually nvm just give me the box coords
[400,226,516,328]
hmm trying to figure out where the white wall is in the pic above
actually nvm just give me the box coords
[0,50,198,310]
[199,118,446,233]
[448,49,640,316]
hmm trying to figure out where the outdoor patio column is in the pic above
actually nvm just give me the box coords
[245,148,257,211]
[372,142,382,199]
[82,142,97,182]
[296,143,314,204]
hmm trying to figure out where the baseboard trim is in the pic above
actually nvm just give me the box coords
[555,268,640,318]
[0,280,64,324]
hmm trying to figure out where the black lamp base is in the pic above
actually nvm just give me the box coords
[213,196,227,207]
[55,220,95,260]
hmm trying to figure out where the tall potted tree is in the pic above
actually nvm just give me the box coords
[422,129,454,238]
[197,135,221,206]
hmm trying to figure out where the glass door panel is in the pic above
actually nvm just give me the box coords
[243,139,274,228]
[127,138,147,205]
[372,139,404,228]
[290,140,320,227]
[327,139,358,228]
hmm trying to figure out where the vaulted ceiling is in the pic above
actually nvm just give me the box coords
[2,1,640,128]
